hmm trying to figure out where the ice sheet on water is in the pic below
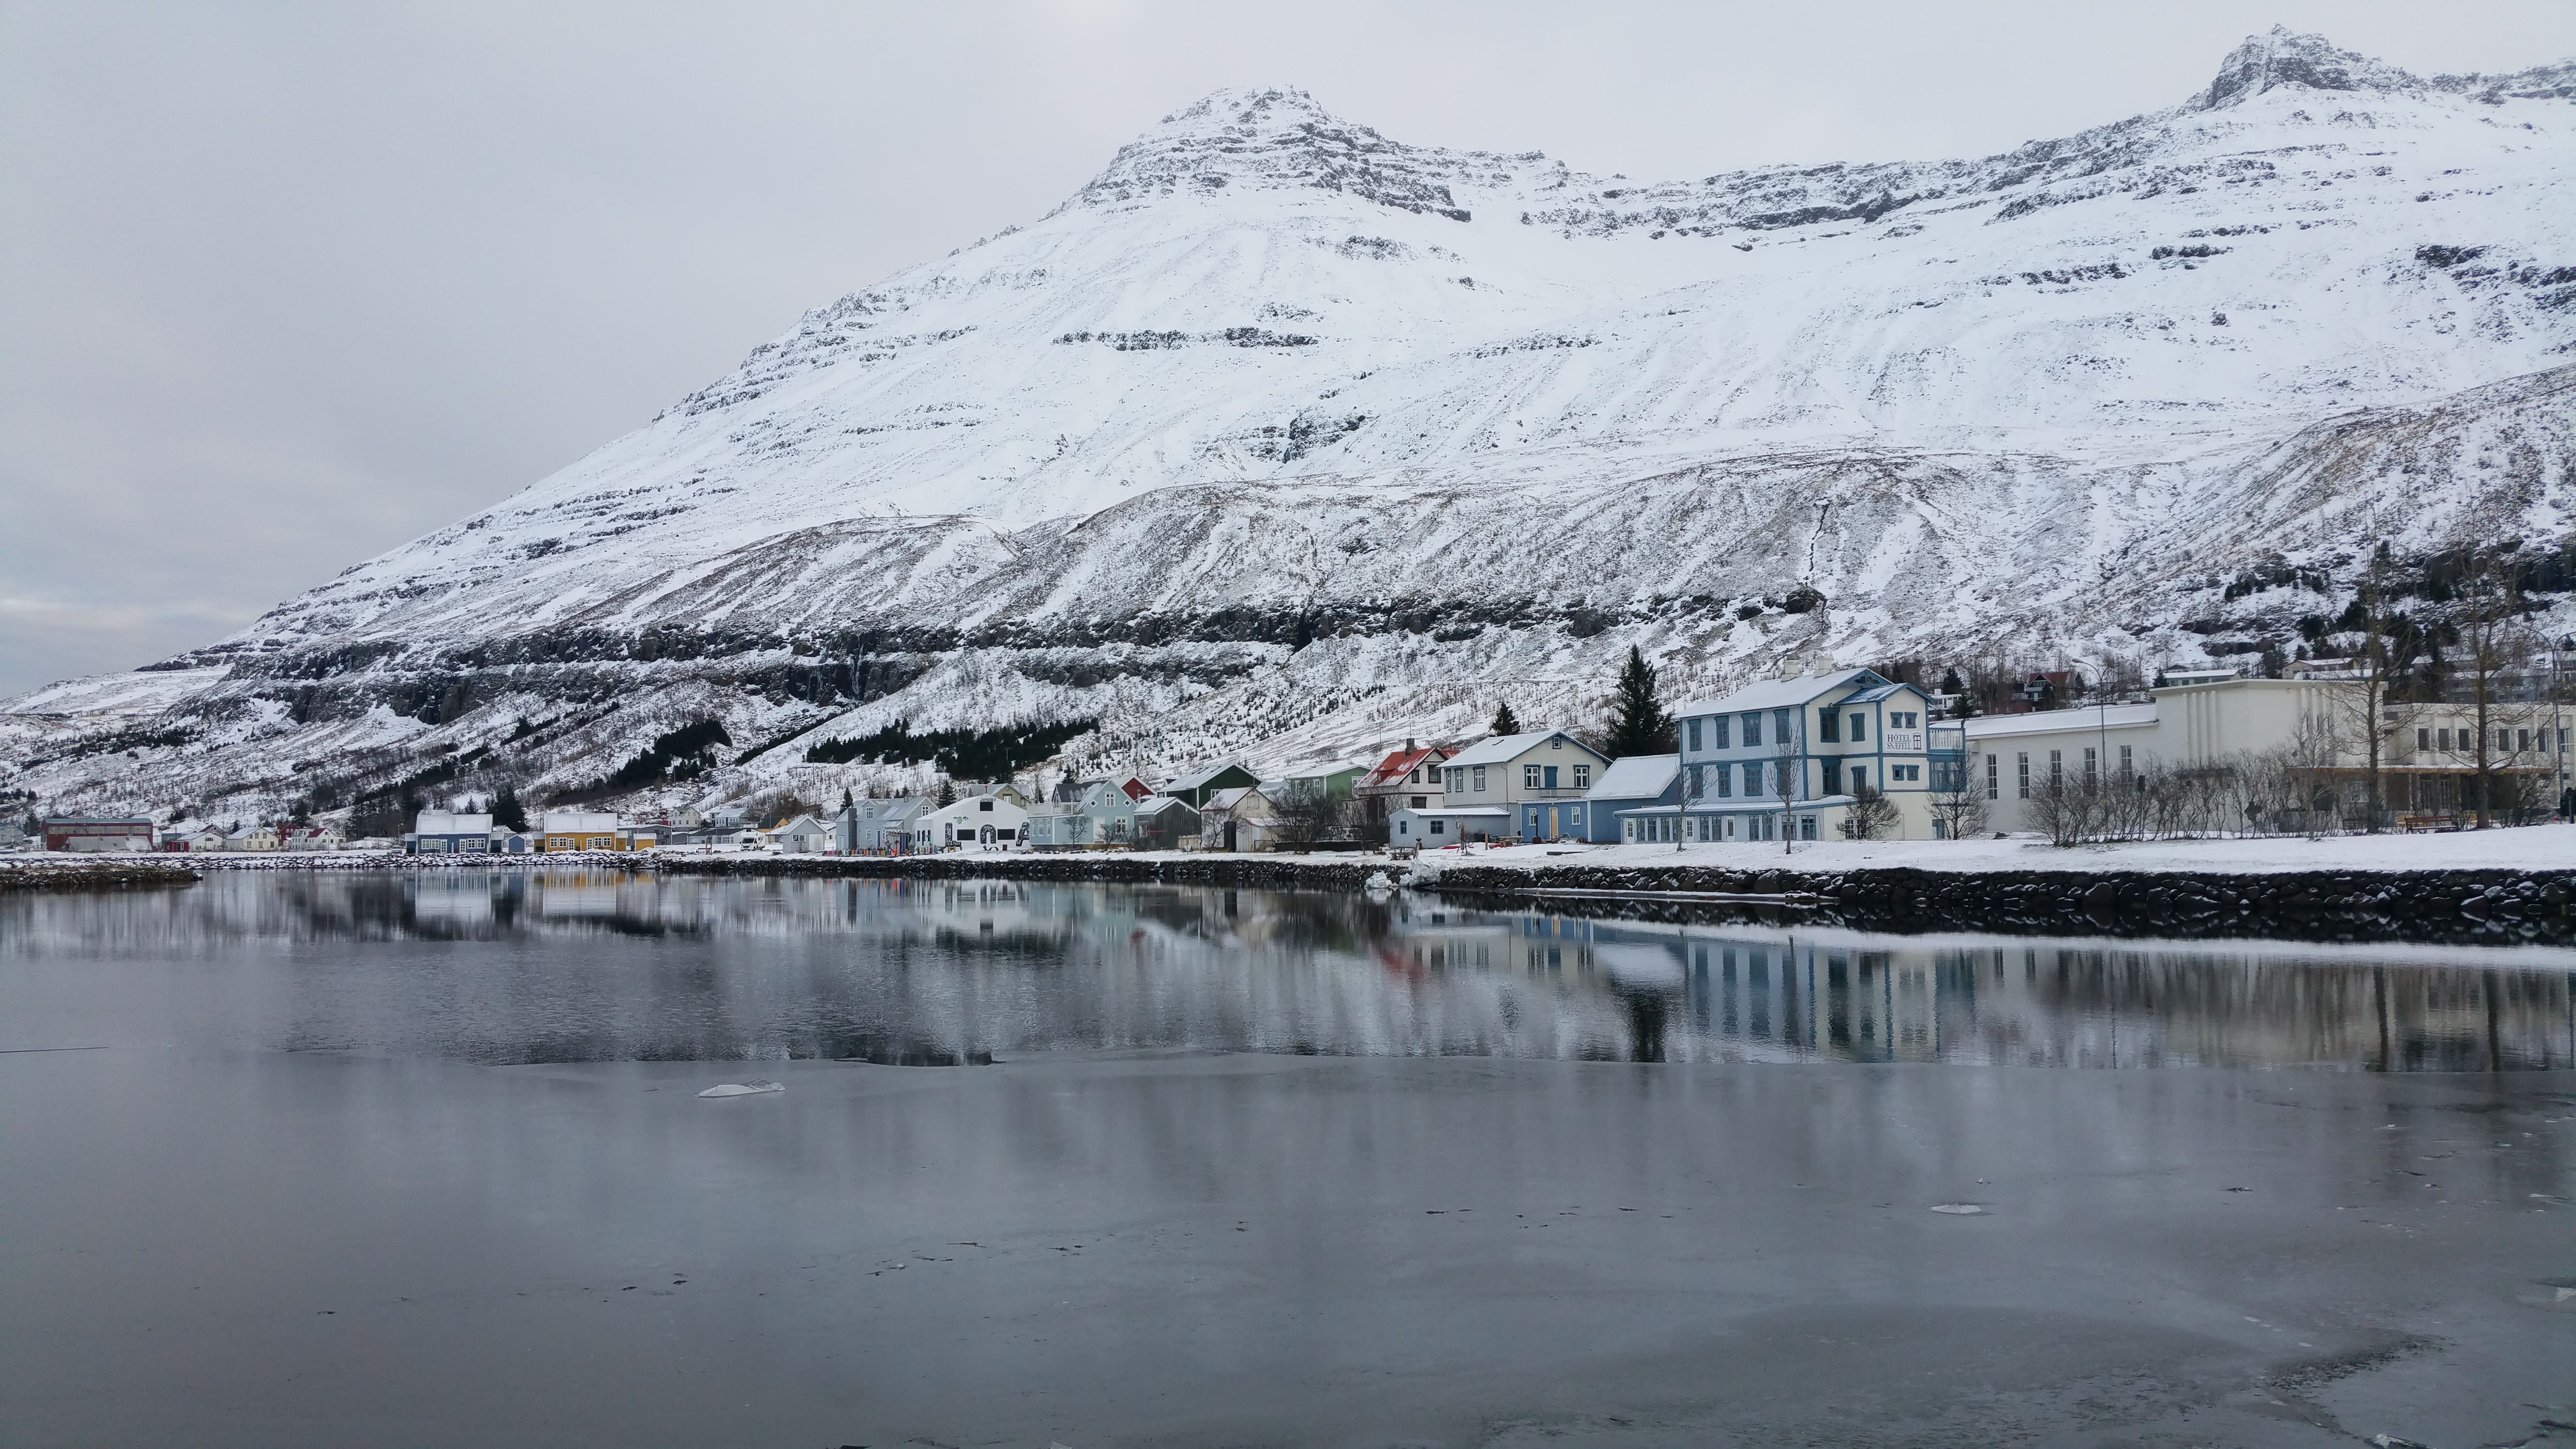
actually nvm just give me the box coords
[1929,1203,1986,1215]
[697,1080,785,1098]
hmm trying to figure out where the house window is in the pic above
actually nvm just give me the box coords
[1688,719,1703,752]
[1891,711,1917,729]
[1743,761,1763,797]
[2416,727,2431,750]
[1409,795,1427,808]
[1819,711,1840,743]
[2437,728,2451,750]
[1573,764,1590,787]
[1822,759,1842,794]
[1431,820,1446,836]
[1774,708,1793,742]
[1524,764,1543,789]
[1985,754,1999,800]
[979,800,994,811]
[1741,713,1762,747]
[2016,753,2031,799]
[1849,713,1867,742]
[1471,766,1487,792]
[1712,716,1731,749]
[2049,750,2063,785]
[1892,764,1920,782]
[2082,747,2097,785]
[1800,816,1819,840]
[1849,766,1866,792]
[1715,765,1732,798]
[2118,745,2133,777]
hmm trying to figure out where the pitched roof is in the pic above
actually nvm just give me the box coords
[1585,754,1679,801]
[1443,730,1608,770]
[1674,667,1884,719]
[1166,760,1252,791]
[1360,745,1447,789]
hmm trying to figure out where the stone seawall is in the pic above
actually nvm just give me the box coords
[0,860,201,892]
[1424,864,2576,948]
[649,854,2574,947]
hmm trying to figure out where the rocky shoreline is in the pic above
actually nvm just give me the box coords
[0,859,201,892]
[653,852,2576,947]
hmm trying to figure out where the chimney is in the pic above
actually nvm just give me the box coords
[1404,737,1416,752]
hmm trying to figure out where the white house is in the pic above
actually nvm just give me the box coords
[1388,805,1513,847]
[1671,666,1951,842]
[1438,731,1612,834]
[226,823,283,852]
[911,793,1029,851]
[1964,676,2564,832]
[769,814,833,853]
[1199,785,1285,852]
[408,810,492,854]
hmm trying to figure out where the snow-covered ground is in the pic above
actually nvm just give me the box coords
[5,28,2572,825]
[1435,822,2576,876]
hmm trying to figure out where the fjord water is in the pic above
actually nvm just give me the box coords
[4,871,2572,1448]
[5,870,2569,1070]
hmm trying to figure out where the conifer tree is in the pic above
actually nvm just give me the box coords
[1490,702,1522,736]
[1603,646,1673,757]
[491,786,528,832]
[936,778,956,807]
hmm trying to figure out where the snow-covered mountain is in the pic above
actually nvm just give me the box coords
[8,28,2574,821]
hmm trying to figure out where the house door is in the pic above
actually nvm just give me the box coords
[1223,820,1238,851]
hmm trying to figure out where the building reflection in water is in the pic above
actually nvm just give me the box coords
[4,871,2569,1071]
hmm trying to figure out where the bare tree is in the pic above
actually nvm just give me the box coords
[1838,783,1900,840]
[2455,548,2544,829]
[1927,770,1989,841]
[1773,719,1802,853]
[1269,780,1354,850]
[2332,541,2408,832]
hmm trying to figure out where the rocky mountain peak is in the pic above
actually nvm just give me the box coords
[2191,26,2424,111]
[1061,84,1512,222]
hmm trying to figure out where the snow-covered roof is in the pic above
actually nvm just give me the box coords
[1391,805,1512,819]
[1444,730,1605,770]
[1167,761,1251,791]
[1586,754,1678,801]
[1204,786,1264,812]
[1964,703,2160,739]
[1134,796,1197,817]
[416,810,493,835]
[1674,668,1881,719]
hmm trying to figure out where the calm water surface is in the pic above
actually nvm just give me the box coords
[5,869,2569,1071]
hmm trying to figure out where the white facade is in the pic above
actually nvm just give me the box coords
[1389,805,1512,845]
[911,794,1029,851]
[1438,731,1611,822]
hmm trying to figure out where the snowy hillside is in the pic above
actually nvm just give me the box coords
[7,28,2573,823]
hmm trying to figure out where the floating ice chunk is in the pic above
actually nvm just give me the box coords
[1364,871,1394,895]
[1928,1203,1985,1215]
[697,1080,785,1098]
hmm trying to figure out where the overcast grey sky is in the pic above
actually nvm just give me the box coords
[4,0,2570,698]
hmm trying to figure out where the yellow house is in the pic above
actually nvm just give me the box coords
[540,809,624,852]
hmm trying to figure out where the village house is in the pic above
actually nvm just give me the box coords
[408,809,493,854]
[41,816,156,852]
[1199,785,1285,852]
[1541,753,1679,844]
[1387,802,1513,847]
[227,822,283,852]
[768,814,833,853]
[541,810,623,852]
[911,793,1029,851]
[1049,772,1155,805]
[1354,741,1452,824]
[1162,761,1261,808]
[1028,780,1139,850]
[1438,730,1612,837]
[1131,795,1202,850]
[174,824,231,853]
[282,823,346,852]
[1964,675,2566,832]
[835,797,929,853]
[1671,666,1951,842]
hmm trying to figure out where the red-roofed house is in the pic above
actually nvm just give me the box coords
[1353,739,1453,825]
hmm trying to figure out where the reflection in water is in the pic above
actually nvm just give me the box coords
[4,871,2571,1070]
